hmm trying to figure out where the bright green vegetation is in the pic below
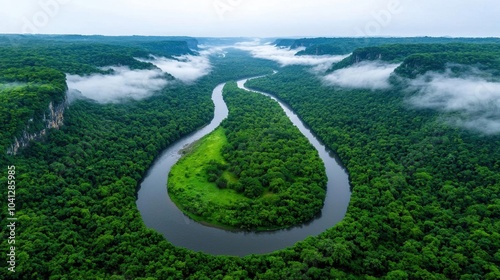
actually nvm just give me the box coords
[169,82,327,230]
[169,127,251,228]
[1,35,499,279]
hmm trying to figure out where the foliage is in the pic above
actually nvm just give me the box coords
[0,34,198,56]
[395,51,500,78]
[329,43,500,73]
[169,127,252,228]
[1,35,499,279]
[0,67,67,154]
[246,64,500,278]
[273,37,500,55]
[0,35,206,154]
[0,43,156,76]
[169,82,327,230]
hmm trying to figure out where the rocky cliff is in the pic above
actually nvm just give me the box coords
[7,97,67,155]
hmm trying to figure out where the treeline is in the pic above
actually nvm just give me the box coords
[395,51,500,78]
[246,65,500,278]
[0,67,67,156]
[0,43,156,76]
[1,34,198,56]
[272,37,500,55]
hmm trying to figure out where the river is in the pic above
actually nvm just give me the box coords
[136,76,351,256]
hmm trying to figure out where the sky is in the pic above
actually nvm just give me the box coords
[0,0,499,37]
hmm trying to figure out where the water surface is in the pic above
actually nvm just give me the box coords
[136,78,351,256]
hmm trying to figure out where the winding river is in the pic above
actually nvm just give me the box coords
[136,76,351,256]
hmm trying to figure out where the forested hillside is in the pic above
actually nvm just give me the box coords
[0,38,177,158]
[0,66,67,158]
[0,43,156,76]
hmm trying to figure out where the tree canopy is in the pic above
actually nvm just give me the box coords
[169,82,327,230]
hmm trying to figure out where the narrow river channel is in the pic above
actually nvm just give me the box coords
[136,76,351,256]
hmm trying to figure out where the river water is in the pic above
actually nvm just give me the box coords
[136,77,351,256]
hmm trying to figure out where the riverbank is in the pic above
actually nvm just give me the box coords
[167,81,328,231]
[136,78,351,256]
[168,127,250,214]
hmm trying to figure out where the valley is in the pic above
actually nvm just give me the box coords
[0,35,499,279]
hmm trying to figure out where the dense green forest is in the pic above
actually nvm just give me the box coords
[1,36,499,279]
[0,43,156,76]
[0,34,197,56]
[0,38,174,159]
[0,67,67,155]
[328,43,500,73]
[274,37,500,56]
[169,82,326,230]
[0,34,206,156]
[246,64,500,278]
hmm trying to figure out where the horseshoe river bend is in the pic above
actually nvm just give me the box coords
[136,76,351,257]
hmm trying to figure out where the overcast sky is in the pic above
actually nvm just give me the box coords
[0,0,498,37]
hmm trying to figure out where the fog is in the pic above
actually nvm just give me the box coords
[66,51,214,103]
[236,41,346,71]
[140,53,212,84]
[409,69,500,134]
[323,61,400,90]
[0,82,27,90]
[66,67,168,104]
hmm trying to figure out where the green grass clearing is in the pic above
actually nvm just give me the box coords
[168,127,249,219]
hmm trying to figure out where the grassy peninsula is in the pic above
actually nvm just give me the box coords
[168,82,327,230]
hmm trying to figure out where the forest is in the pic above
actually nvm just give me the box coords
[0,67,67,155]
[275,37,500,55]
[328,43,500,76]
[0,36,499,279]
[168,82,326,230]
[246,43,500,278]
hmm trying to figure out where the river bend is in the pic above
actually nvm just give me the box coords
[136,77,351,256]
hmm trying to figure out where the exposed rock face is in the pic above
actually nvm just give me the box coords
[45,100,66,129]
[7,97,67,155]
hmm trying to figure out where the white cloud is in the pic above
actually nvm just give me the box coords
[0,82,27,90]
[235,41,346,71]
[409,70,500,134]
[66,66,168,104]
[456,117,500,135]
[322,61,400,90]
[139,53,212,84]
